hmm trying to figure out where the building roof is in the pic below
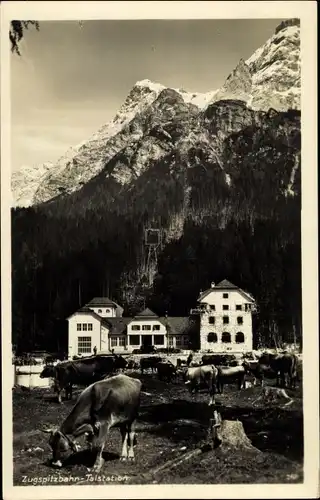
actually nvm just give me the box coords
[214,279,239,289]
[86,297,121,308]
[66,307,103,321]
[103,317,131,335]
[163,317,193,336]
[199,279,255,303]
[85,297,124,317]
[134,308,159,318]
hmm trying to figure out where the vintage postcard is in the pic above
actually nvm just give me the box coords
[1,1,318,499]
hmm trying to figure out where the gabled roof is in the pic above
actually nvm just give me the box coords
[66,307,103,321]
[198,279,255,303]
[134,308,159,318]
[86,297,121,308]
[85,297,124,317]
[214,279,238,289]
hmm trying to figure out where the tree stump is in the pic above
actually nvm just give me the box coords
[254,386,293,405]
[214,420,257,451]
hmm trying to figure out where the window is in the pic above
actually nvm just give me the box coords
[223,316,229,324]
[222,332,231,343]
[182,336,190,346]
[106,309,110,314]
[82,323,88,331]
[223,305,229,310]
[129,335,140,346]
[142,325,151,331]
[88,323,93,331]
[209,316,215,324]
[237,316,243,325]
[119,337,126,347]
[210,305,216,311]
[236,332,245,343]
[78,336,92,354]
[168,336,174,347]
[223,293,229,299]
[77,324,81,331]
[236,305,242,311]
[153,325,160,331]
[111,337,117,347]
[98,309,102,313]
[154,335,165,346]
[176,336,182,346]
[207,332,217,343]
[131,325,140,331]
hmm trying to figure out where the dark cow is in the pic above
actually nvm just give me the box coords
[42,374,142,471]
[242,360,277,387]
[140,356,162,374]
[216,365,246,394]
[157,361,177,383]
[258,352,298,388]
[183,365,218,405]
[202,353,241,367]
[40,355,127,403]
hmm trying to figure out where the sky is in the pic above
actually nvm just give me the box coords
[11,19,283,172]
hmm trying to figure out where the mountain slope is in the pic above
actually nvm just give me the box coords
[12,18,301,208]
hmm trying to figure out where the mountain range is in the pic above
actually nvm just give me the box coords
[12,18,301,208]
[11,18,302,352]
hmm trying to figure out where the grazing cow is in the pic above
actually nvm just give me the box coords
[183,365,218,405]
[258,352,298,388]
[157,361,177,383]
[42,374,142,471]
[140,356,162,374]
[216,365,246,394]
[40,355,127,403]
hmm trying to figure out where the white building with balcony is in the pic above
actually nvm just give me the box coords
[193,279,256,352]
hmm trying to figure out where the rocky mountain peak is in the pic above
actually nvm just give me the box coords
[12,20,301,207]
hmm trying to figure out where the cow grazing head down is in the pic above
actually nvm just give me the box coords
[42,428,81,467]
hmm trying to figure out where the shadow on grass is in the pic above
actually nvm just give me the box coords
[138,399,303,461]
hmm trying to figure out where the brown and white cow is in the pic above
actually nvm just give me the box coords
[42,374,142,472]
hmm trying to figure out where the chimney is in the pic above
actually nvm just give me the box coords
[211,281,215,288]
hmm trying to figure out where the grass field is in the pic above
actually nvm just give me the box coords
[12,371,303,485]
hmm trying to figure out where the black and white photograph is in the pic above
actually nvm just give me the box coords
[1,1,318,498]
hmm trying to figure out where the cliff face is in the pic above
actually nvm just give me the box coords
[12,20,301,208]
